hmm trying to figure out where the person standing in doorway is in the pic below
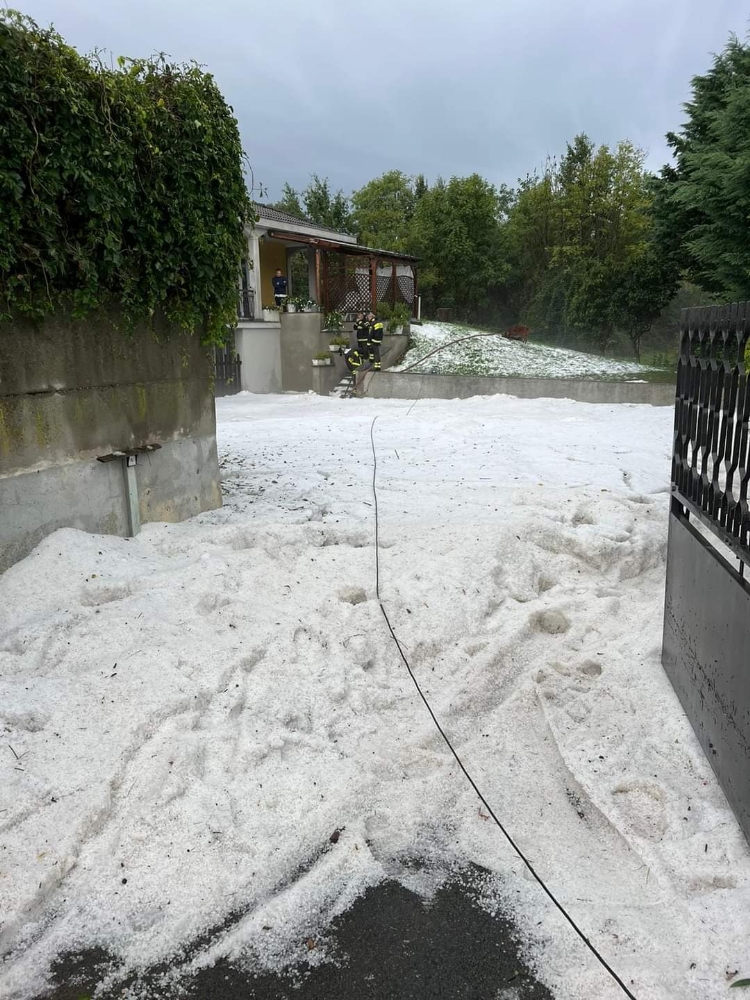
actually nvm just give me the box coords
[272,268,287,308]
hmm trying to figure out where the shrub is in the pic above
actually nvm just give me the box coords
[0,11,250,343]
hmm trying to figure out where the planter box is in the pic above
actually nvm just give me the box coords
[286,304,298,314]
[262,309,279,322]
[311,358,332,367]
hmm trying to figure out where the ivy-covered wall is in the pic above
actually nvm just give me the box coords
[0,12,249,344]
[0,14,241,569]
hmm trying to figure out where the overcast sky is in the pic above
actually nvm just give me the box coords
[16,0,750,201]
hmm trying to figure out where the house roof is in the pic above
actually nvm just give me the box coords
[253,203,353,238]
[263,227,419,264]
[253,203,418,263]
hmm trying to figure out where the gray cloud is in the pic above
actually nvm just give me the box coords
[18,0,750,198]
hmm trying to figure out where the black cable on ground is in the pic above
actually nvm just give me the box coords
[368,415,639,1000]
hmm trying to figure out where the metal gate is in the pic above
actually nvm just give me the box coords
[214,341,242,396]
[662,303,750,842]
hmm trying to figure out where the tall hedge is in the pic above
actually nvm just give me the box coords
[0,11,250,343]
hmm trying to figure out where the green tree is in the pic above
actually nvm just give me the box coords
[652,35,750,299]
[410,174,510,318]
[502,168,561,325]
[609,244,680,360]
[504,134,671,354]
[351,170,416,251]
[273,182,305,219]
[556,138,653,351]
[271,174,351,231]
[302,174,352,231]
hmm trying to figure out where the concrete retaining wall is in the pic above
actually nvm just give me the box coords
[279,312,327,391]
[235,322,281,393]
[0,309,221,571]
[311,353,348,395]
[380,334,409,371]
[358,370,675,405]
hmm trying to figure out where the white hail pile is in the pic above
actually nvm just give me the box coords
[1,392,748,1000]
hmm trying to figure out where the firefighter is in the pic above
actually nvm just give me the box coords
[353,312,369,359]
[343,346,363,394]
[368,311,385,370]
[343,346,363,374]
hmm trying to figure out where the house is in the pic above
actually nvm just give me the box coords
[228,205,419,394]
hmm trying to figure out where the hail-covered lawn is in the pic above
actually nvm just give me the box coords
[1,391,748,1000]
[395,321,664,380]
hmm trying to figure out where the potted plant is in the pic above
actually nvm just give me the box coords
[303,299,319,313]
[329,335,349,352]
[324,311,344,334]
[291,295,308,313]
[312,351,332,367]
[389,302,411,336]
[262,303,281,322]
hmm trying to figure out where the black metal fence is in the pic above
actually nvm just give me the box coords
[672,303,750,568]
[663,303,750,845]
[214,345,242,396]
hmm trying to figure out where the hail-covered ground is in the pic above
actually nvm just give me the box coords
[395,321,664,380]
[1,391,749,1000]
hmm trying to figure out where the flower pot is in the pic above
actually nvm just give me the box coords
[329,344,341,352]
[390,325,404,337]
[312,358,332,367]
[287,304,298,313]
[262,308,278,322]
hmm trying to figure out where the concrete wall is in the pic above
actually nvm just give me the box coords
[358,371,675,405]
[0,309,221,572]
[311,353,349,395]
[380,334,409,370]
[279,312,327,391]
[235,323,282,393]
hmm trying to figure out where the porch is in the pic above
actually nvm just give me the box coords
[230,205,419,394]
[237,205,420,321]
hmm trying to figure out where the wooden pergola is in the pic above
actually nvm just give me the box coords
[266,230,419,316]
